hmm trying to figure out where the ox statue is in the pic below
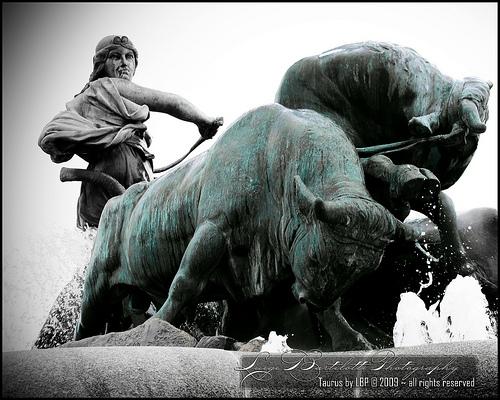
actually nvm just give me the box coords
[74,103,420,346]
[275,41,493,277]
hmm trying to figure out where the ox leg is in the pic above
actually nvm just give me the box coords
[411,191,475,276]
[362,155,440,221]
[121,289,154,328]
[75,267,126,340]
[75,276,110,340]
[76,282,136,340]
[154,221,227,324]
[316,297,375,351]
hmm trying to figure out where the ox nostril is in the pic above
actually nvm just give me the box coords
[298,296,306,304]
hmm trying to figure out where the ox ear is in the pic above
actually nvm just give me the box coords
[293,175,326,221]
[487,80,493,89]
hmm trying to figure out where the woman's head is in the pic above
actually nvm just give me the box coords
[76,35,139,96]
[91,35,138,81]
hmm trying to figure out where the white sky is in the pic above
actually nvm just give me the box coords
[3,3,498,241]
[1,3,497,350]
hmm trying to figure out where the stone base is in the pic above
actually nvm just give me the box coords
[63,317,197,348]
[3,340,497,398]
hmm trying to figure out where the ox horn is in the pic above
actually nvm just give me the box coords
[408,112,440,137]
[461,99,487,133]
[60,167,126,197]
[293,175,343,223]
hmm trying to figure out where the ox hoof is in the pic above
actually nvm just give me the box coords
[353,333,376,351]
[392,165,440,203]
[74,321,103,342]
[74,323,87,341]
[408,116,433,137]
[331,333,375,352]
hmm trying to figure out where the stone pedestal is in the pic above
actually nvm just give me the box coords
[3,340,497,398]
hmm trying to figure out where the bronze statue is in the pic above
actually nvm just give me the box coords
[73,102,421,345]
[275,41,493,277]
[38,35,223,229]
[39,40,493,351]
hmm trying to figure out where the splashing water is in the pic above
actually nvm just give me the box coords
[439,275,496,341]
[393,292,436,346]
[261,331,293,353]
[393,275,496,347]
[414,241,438,296]
[415,241,440,262]
[417,272,433,296]
[3,226,96,352]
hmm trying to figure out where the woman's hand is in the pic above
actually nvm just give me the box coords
[198,116,224,139]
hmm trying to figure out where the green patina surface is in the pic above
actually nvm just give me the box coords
[79,102,408,339]
[275,41,492,189]
[74,41,492,349]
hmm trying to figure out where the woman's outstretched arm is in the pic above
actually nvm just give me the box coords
[112,78,223,138]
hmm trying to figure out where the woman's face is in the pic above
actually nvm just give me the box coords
[104,46,136,80]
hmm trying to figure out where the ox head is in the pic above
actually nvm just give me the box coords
[290,175,419,312]
[410,78,493,139]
